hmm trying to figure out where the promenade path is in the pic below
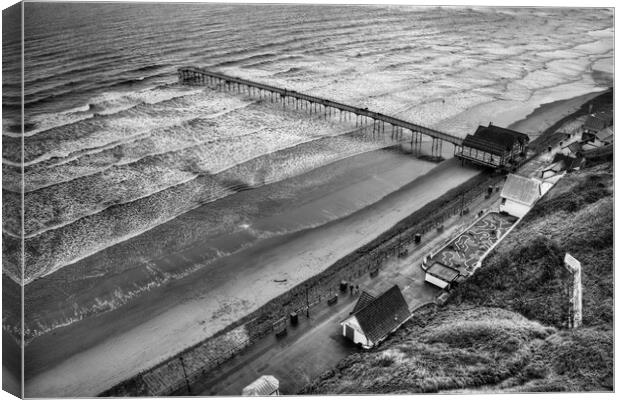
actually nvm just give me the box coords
[196,181,502,395]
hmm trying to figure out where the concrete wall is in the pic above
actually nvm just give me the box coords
[341,317,371,348]
[424,273,449,289]
[500,199,531,218]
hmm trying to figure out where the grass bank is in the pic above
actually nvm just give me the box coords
[302,155,613,394]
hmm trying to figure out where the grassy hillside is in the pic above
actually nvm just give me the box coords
[302,157,613,394]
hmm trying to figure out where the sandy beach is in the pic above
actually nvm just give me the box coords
[25,154,477,397]
[23,86,607,397]
[5,5,613,398]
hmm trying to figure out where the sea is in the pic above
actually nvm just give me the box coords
[2,3,613,348]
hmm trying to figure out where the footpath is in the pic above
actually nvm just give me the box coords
[196,180,502,395]
[195,121,582,395]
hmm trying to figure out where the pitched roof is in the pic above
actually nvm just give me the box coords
[242,375,279,396]
[427,262,460,282]
[595,126,613,141]
[596,110,613,123]
[552,153,583,171]
[352,291,376,314]
[474,124,530,143]
[584,114,610,131]
[462,124,529,155]
[500,174,541,206]
[566,141,583,155]
[351,285,410,344]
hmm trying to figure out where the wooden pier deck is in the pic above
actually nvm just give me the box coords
[178,67,464,158]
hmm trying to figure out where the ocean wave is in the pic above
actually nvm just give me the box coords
[2,86,214,161]
[18,106,366,235]
[14,95,255,182]
[17,133,395,283]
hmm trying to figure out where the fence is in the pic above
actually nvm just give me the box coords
[101,171,503,397]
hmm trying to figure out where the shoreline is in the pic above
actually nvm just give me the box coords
[22,88,609,397]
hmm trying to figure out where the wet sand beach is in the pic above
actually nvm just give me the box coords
[25,145,449,396]
[23,88,607,397]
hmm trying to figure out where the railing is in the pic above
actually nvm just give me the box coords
[178,66,463,145]
[101,169,501,398]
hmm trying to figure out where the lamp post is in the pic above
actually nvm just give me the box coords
[180,356,191,395]
[305,284,310,318]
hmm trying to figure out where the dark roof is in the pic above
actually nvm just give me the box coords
[351,285,410,344]
[462,124,529,155]
[427,262,460,282]
[584,113,612,131]
[352,291,376,314]
[596,110,613,123]
[542,160,565,174]
[566,142,583,155]
[552,153,583,171]
[500,174,540,206]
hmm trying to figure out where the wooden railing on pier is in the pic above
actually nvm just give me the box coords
[178,66,463,148]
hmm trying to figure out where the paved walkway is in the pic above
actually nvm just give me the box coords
[195,181,502,396]
[196,124,583,396]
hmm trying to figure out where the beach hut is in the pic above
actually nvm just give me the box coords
[242,375,280,396]
[591,126,613,146]
[340,285,410,349]
[499,174,542,218]
[541,154,583,179]
[456,123,529,169]
[561,141,583,157]
[424,262,460,289]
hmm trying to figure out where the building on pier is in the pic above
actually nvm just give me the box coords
[456,123,529,169]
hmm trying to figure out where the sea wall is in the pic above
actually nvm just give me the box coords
[100,166,502,397]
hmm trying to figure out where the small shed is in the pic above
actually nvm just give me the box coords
[594,126,613,145]
[340,285,410,349]
[562,141,583,157]
[541,160,565,179]
[425,262,460,289]
[242,375,280,396]
[499,174,541,218]
[541,154,584,179]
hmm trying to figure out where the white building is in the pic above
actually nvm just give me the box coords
[425,262,460,289]
[340,285,410,349]
[499,174,542,218]
[242,375,280,396]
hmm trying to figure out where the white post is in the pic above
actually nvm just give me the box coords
[564,253,582,329]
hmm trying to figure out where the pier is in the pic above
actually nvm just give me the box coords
[178,67,463,159]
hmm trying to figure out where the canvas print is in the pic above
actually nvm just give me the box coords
[1,1,614,397]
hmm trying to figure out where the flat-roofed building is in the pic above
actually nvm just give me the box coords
[456,123,529,169]
[424,262,460,289]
